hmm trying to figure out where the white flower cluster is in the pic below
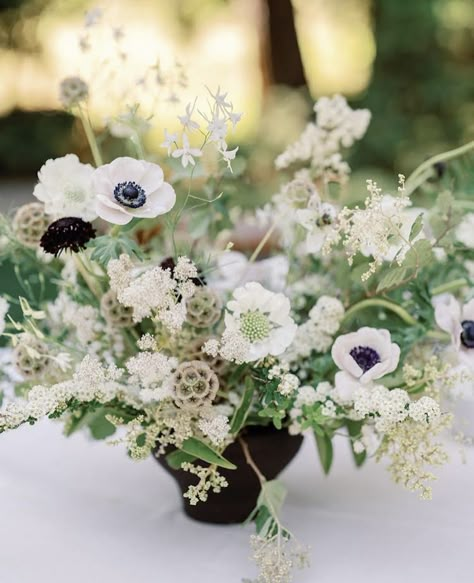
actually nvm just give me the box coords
[162,86,241,170]
[323,177,412,280]
[198,414,230,446]
[107,254,197,332]
[268,363,300,396]
[126,351,177,403]
[284,296,345,363]
[0,356,123,431]
[48,291,124,357]
[353,385,440,432]
[275,94,370,180]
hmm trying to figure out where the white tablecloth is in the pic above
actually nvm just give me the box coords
[1,420,473,583]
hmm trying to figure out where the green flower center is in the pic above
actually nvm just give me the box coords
[240,310,270,342]
[64,187,86,203]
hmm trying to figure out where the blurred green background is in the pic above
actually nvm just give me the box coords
[0,0,473,206]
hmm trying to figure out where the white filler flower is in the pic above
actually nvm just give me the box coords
[224,282,297,362]
[331,326,400,384]
[92,157,176,225]
[433,294,474,370]
[33,154,96,221]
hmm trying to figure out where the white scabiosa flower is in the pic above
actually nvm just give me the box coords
[331,327,401,384]
[223,282,297,362]
[33,154,96,221]
[92,157,176,225]
[433,294,474,370]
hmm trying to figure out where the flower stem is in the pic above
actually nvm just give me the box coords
[430,278,468,296]
[248,222,277,264]
[342,298,418,326]
[405,140,474,192]
[78,106,103,167]
[74,254,103,300]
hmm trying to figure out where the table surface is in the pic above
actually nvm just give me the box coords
[0,420,472,583]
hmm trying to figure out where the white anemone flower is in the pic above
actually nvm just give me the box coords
[33,154,96,221]
[92,157,176,225]
[224,282,297,362]
[433,294,474,370]
[331,327,401,384]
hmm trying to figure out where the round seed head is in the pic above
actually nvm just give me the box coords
[13,203,50,248]
[186,287,222,328]
[174,360,219,411]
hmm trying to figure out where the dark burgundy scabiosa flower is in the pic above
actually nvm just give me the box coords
[40,217,96,256]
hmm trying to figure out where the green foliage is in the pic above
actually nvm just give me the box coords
[180,436,237,470]
[230,376,255,434]
[346,420,366,467]
[88,234,143,267]
[166,449,197,470]
[248,479,288,538]
[313,430,333,475]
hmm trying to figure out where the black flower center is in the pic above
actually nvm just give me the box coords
[114,181,146,208]
[461,320,474,349]
[349,345,381,373]
[40,217,96,256]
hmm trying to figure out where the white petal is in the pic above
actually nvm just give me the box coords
[96,198,133,225]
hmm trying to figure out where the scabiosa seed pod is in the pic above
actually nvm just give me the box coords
[40,217,96,256]
[100,290,134,328]
[12,203,50,248]
[174,360,219,411]
[186,287,222,328]
[59,76,89,108]
[13,335,50,379]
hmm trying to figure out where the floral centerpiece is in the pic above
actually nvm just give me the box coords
[1,12,473,583]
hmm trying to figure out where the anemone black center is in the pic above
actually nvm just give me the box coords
[461,320,474,349]
[114,181,146,209]
[349,345,381,373]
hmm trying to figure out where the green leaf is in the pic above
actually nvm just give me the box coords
[346,420,366,467]
[165,449,197,470]
[376,267,408,292]
[88,234,143,267]
[180,436,237,470]
[230,377,255,434]
[88,410,116,440]
[314,430,333,475]
[409,213,424,242]
[402,239,433,270]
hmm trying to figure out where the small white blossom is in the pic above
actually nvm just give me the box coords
[172,134,202,168]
